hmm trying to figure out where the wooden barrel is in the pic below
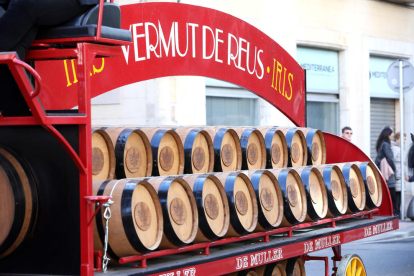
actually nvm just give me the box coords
[293,166,328,222]
[0,146,38,259]
[336,163,366,213]
[270,168,307,226]
[201,127,242,172]
[280,257,306,276]
[91,128,116,180]
[226,270,258,276]
[351,162,382,210]
[296,128,326,165]
[233,128,266,170]
[256,262,287,276]
[246,170,283,230]
[256,127,288,169]
[101,127,152,178]
[213,172,258,237]
[137,128,184,176]
[93,179,163,259]
[276,128,307,167]
[144,176,198,249]
[173,128,214,174]
[315,165,348,217]
[179,174,229,242]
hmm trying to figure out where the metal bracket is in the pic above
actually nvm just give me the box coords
[84,196,112,225]
[331,245,342,276]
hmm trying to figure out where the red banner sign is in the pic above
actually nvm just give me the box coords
[145,219,398,276]
[36,3,305,126]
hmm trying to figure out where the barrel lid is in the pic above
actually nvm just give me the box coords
[307,167,328,219]
[165,178,198,244]
[330,166,348,215]
[0,165,15,246]
[242,129,266,170]
[285,170,307,222]
[132,181,163,249]
[348,164,366,211]
[157,130,184,176]
[221,172,258,235]
[216,129,241,172]
[365,162,382,208]
[190,130,213,173]
[250,170,283,229]
[309,129,326,165]
[200,175,229,238]
[123,129,152,178]
[284,129,307,167]
[91,129,115,180]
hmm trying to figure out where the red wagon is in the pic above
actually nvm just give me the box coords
[0,2,397,276]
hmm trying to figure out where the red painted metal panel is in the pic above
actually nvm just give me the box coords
[142,218,398,276]
[35,2,305,126]
[324,132,393,216]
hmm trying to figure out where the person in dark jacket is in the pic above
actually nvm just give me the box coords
[375,126,398,215]
[0,0,99,59]
[405,134,414,182]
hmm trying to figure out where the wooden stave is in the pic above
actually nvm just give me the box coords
[256,262,287,276]
[247,170,284,230]
[93,179,164,260]
[351,162,383,209]
[257,127,288,169]
[297,128,327,165]
[293,166,328,222]
[91,128,116,180]
[202,127,242,172]
[284,257,306,276]
[315,165,348,217]
[336,163,367,213]
[270,168,307,226]
[137,128,185,176]
[213,172,258,236]
[233,128,267,170]
[180,174,230,242]
[143,176,199,248]
[101,127,153,178]
[0,146,38,259]
[276,128,308,167]
[173,128,214,174]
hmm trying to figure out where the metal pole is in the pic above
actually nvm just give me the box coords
[399,60,405,221]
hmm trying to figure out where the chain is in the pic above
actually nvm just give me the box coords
[102,199,114,272]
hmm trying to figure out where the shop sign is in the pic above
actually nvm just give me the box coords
[297,47,339,92]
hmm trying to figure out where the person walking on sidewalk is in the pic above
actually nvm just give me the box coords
[375,127,398,216]
[391,132,406,217]
[405,134,414,183]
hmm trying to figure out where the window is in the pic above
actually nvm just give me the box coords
[205,78,259,126]
[206,96,258,126]
[297,46,340,134]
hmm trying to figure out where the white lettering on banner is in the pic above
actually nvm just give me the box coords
[303,234,341,254]
[159,21,175,57]
[175,22,189,57]
[122,21,266,81]
[235,249,283,270]
[158,267,196,276]
[132,23,145,62]
[236,256,249,270]
[365,222,393,237]
[202,26,215,59]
